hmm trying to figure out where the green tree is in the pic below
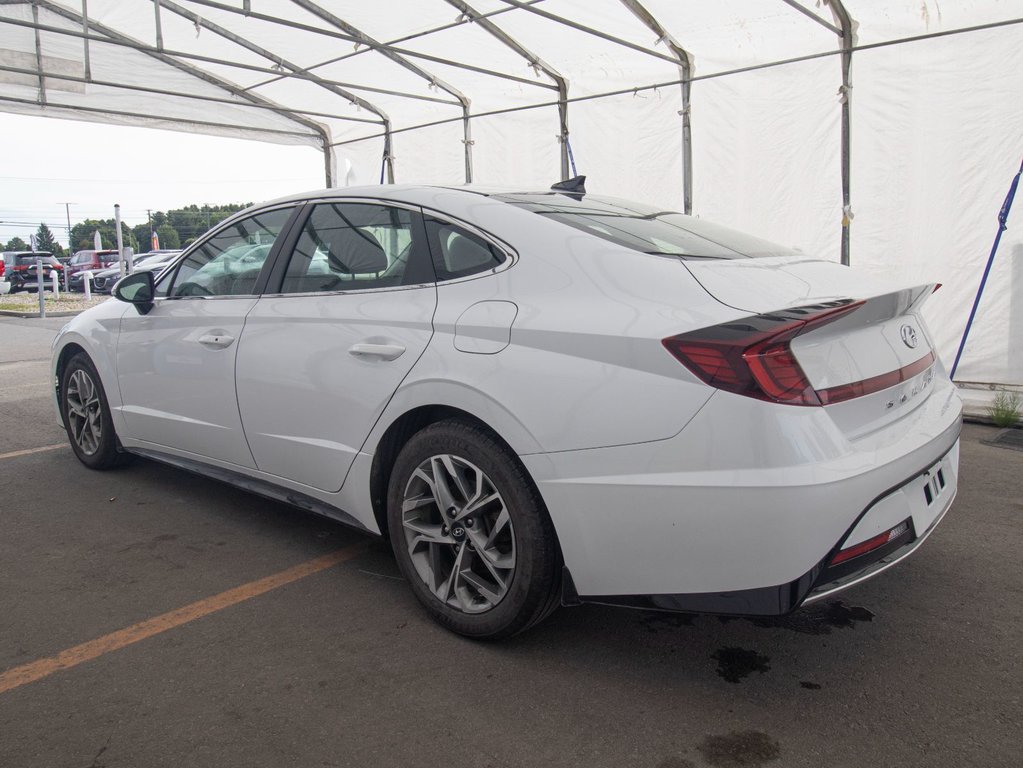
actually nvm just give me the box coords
[70,219,138,253]
[4,236,28,251]
[34,223,64,258]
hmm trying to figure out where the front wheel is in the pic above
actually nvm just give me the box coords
[387,420,561,639]
[61,353,131,469]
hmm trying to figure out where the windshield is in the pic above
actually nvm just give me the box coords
[495,193,797,260]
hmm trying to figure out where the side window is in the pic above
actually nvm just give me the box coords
[280,203,423,294]
[163,207,293,298]
[424,217,506,281]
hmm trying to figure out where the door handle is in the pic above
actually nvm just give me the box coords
[198,333,235,349]
[348,343,406,361]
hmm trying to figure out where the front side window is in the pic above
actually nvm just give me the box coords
[280,203,421,294]
[165,207,293,298]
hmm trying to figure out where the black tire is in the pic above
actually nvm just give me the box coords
[60,353,132,470]
[387,419,561,639]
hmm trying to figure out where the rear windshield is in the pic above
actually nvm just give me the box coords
[495,193,797,259]
[15,255,56,266]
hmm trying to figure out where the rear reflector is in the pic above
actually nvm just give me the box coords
[816,351,935,405]
[831,521,911,565]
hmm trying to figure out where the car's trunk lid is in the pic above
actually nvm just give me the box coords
[681,255,941,436]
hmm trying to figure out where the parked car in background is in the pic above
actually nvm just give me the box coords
[0,252,64,293]
[51,183,962,639]
[87,251,181,294]
[66,250,119,291]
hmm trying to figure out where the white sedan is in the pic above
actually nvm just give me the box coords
[51,182,962,638]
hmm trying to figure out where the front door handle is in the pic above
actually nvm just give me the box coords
[198,333,235,349]
[348,343,406,361]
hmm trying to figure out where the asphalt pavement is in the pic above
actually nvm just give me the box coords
[0,314,1020,768]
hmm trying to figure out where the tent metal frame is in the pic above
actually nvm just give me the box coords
[443,0,571,181]
[3,0,1020,263]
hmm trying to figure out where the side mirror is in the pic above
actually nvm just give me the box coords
[113,270,155,315]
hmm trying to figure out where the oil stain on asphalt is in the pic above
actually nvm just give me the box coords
[749,601,875,635]
[697,730,781,767]
[711,647,771,683]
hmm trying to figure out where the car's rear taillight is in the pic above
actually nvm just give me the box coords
[662,300,864,406]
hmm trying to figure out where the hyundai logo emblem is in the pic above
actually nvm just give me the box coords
[901,324,918,348]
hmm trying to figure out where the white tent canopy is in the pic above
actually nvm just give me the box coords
[1,0,1021,387]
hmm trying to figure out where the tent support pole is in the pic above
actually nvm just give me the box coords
[31,3,45,104]
[829,0,855,266]
[443,0,570,180]
[322,135,335,187]
[462,105,473,183]
[619,0,694,213]
[153,0,163,49]
[80,0,90,79]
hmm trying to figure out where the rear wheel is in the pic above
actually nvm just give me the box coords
[61,353,131,469]
[387,420,560,639]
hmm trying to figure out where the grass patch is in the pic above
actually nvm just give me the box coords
[989,390,1022,428]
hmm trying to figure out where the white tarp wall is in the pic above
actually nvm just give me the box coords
[1,0,1021,385]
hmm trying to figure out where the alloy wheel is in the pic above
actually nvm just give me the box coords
[66,368,103,456]
[401,454,516,614]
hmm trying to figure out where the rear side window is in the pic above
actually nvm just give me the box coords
[424,217,506,280]
[280,203,427,294]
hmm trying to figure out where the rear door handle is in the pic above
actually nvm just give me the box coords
[348,343,406,361]
[198,333,236,349]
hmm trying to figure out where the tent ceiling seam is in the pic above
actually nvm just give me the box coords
[495,0,679,65]
[178,0,557,92]
[238,0,547,95]
[327,15,1023,147]
[778,0,842,35]
[0,63,381,124]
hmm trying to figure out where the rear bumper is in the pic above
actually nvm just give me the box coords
[574,442,958,616]
[521,375,962,605]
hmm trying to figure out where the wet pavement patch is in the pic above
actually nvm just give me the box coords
[711,647,770,683]
[655,757,696,768]
[697,731,781,767]
[749,601,874,635]
[639,612,695,632]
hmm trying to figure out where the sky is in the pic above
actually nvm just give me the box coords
[0,112,326,250]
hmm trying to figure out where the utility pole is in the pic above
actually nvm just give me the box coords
[60,202,74,290]
[60,202,74,250]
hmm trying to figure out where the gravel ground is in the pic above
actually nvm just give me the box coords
[0,291,109,314]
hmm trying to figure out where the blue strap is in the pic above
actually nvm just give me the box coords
[950,156,1023,380]
[566,137,578,177]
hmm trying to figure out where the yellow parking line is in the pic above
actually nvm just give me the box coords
[0,444,67,461]
[0,543,368,695]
